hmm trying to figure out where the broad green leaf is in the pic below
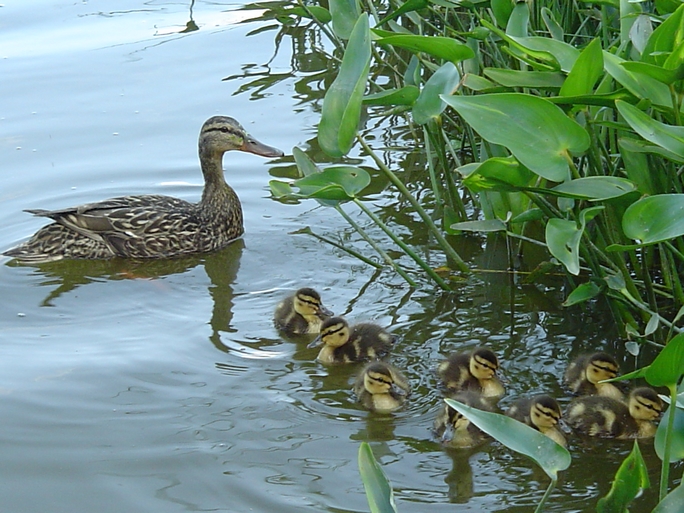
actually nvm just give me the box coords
[622,62,684,85]
[358,443,398,513]
[642,3,684,66]
[269,180,295,200]
[551,176,637,201]
[290,6,332,23]
[483,69,565,88]
[373,33,474,63]
[652,479,684,513]
[445,398,571,480]
[546,207,604,275]
[295,166,371,199]
[616,100,684,158]
[318,14,370,157]
[364,86,420,106]
[505,1,529,37]
[480,20,561,70]
[450,219,507,233]
[293,147,321,177]
[541,7,564,41]
[563,281,602,306]
[463,74,497,91]
[442,93,590,182]
[329,0,361,39]
[413,62,461,125]
[490,0,514,28]
[509,36,580,72]
[604,51,672,107]
[596,441,650,513]
[623,194,684,244]
[644,332,684,386]
[655,405,684,463]
[460,156,535,193]
[377,0,428,26]
[549,89,635,108]
[560,38,603,96]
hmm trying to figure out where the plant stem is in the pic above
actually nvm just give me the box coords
[534,478,557,513]
[295,226,382,269]
[659,383,678,501]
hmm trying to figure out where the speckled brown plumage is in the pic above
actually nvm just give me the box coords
[4,116,283,263]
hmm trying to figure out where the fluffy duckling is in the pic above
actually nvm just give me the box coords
[307,316,396,364]
[566,387,663,439]
[564,352,623,399]
[273,288,333,335]
[353,362,410,413]
[437,347,505,398]
[433,391,494,448]
[505,394,566,447]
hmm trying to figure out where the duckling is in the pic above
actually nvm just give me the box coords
[273,288,333,335]
[433,391,494,448]
[566,387,663,439]
[307,316,396,364]
[353,361,410,413]
[564,352,623,399]
[505,394,566,447]
[436,347,505,398]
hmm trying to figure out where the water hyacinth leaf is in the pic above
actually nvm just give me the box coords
[442,93,590,182]
[652,479,684,513]
[483,69,566,88]
[563,281,602,306]
[560,38,603,96]
[445,398,571,480]
[655,405,684,462]
[644,332,684,386]
[604,52,672,107]
[295,166,371,199]
[373,33,475,63]
[413,62,461,125]
[623,194,684,244]
[358,442,398,513]
[329,0,361,39]
[318,14,370,157]
[616,100,684,158]
[364,85,420,106]
[551,176,637,201]
[596,441,650,513]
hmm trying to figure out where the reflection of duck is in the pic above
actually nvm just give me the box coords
[274,288,333,335]
[505,394,566,447]
[4,116,282,263]
[307,316,395,363]
[433,391,493,448]
[564,352,623,399]
[566,387,663,439]
[437,348,504,398]
[353,362,410,413]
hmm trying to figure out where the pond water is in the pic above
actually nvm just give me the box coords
[0,2,680,513]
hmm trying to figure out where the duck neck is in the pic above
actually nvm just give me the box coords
[198,148,238,212]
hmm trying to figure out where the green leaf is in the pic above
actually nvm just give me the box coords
[442,93,590,182]
[642,3,684,67]
[509,36,580,72]
[444,398,571,480]
[364,85,420,106]
[318,14,370,157]
[295,166,371,199]
[329,0,361,39]
[596,441,650,513]
[292,147,321,177]
[269,180,295,199]
[290,5,332,24]
[623,194,684,244]
[563,281,602,306]
[546,206,604,275]
[483,69,566,88]
[616,100,684,158]
[373,33,475,63]
[560,38,603,96]
[377,0,429,26]
[413,62,461,125]
[644,332,684,387]
[460,156,535,193]
[604,51,673,108]
[622,62,684,85]
[449,219,507,233]
[655,405,684,463]
[551,176,637,201]
[653,479,684,513]
[358,442,398,513]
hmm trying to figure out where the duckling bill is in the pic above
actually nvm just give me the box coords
[274,288,333,335]
[4,116,283,263]
[308,316,395,363]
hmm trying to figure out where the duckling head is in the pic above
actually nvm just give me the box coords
[628,387,663,421]
[293,288,333,320]
[440,406,470,443]
[363,362,407,397]
[307,316,350,349]
[529,395,562,430]
[584,352,619,385]
[469,348,499,381]
[199,116,284,158]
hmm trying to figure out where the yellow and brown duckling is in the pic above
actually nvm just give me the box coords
[437,347,505,398]
[353,361,410,413]
[3,116,283,263]
[566,387,663,439]
[505,394,566,447]
[307,316,396,364]
[433,391,494,448]
[273,288,333,335]
[564,352,623,400]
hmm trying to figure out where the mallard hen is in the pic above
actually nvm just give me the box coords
[273,288,333,335]
[308,316,395,363]
[3,116,283,263]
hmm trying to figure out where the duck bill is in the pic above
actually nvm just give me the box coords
[241,136,284,158]
[441,424,455,444]
[390,383,407,397]
[307,335,323,349]
[317,306,334,319]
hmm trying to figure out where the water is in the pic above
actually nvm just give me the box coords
[0,2,680,512]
